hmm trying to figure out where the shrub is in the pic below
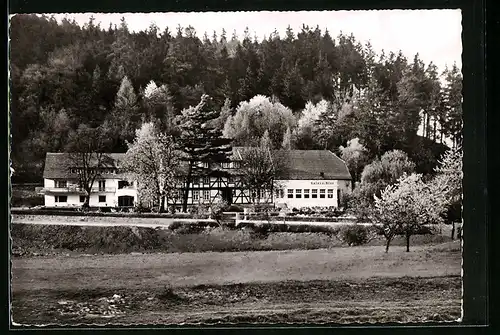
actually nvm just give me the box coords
[339,225,370,246]
[226,204,244,212]
[209,195,228,225]
[168,221,218,234]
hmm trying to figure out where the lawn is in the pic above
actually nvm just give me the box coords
[11,241,461,325]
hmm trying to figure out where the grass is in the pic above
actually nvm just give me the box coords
[12,243,460,291]
[11,243,461,325]
[11,223,454,256]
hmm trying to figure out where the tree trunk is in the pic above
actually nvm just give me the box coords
[451,221,455,240]
[422,113,426,138]
[406,233,411,252]
[426,113,431,139]
[385,237,391,253]
[83,190,91,210]
[433,118,437,141]
[160,194,166,213]
[182,163,193,213]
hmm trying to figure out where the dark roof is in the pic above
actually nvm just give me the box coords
[233,148,351,180]
[43,153,128,179]
[43,150,351,181]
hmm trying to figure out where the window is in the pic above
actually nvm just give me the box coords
[203,190,210,201]
[221,162,231,169]
[203,177,210,185]
[304,189,310,199]
[295,189,302,199]
[55,195,67,203]
[98,180,106,191]
[287,189,294,198]
[328,189,334,198]
[227,176,232,184]
[55,180,67,188]
[79,195,85,203]
[320,189,326,198]
[312,189,318,198]
[260,189,266,199]
[193,178,199,185]
[118,180,130,189]
[99,195,106,203]
[202,162,209,168]
[193,190,199,201]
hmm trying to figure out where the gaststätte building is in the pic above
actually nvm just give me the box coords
[39,149,351,210]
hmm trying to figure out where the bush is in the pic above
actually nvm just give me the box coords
[168,221,218,234]
[339,225,370,246]
[226,205,244,212]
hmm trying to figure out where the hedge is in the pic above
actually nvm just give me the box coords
[239,215,358,223]
[10,208,209,219]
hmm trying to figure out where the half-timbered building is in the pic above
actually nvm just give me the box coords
[39,149,351,210]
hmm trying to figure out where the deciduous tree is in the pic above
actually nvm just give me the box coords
[374,173,446,252]
[124,122,181,212]
[65,124,113,209]
[339,138,369,184]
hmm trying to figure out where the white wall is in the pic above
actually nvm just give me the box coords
[274,179,351,209]
[43,177,137,208]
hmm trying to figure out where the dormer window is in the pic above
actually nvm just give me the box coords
[55,180,67,188]
[118,180,131,189]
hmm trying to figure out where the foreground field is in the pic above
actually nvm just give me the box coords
[11,241,461,325]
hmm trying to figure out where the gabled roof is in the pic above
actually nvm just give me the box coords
[284,150,351,180]
[232,148,351,180]
[43,153,128,179]
[43,149,352,181]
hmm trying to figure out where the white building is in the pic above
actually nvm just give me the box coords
[39,149,351,210]
[40,153,137,208]
[271,150,352,209]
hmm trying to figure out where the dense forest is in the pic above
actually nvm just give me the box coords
[9,14,462,182]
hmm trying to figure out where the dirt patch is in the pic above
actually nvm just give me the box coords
[11,276,461,325]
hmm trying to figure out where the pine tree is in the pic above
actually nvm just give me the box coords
[282,126,292,150]
[177,94,233,212]
[442,64,463,149]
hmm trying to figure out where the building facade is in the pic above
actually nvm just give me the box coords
[40,149,351,210]
[40,153,137,208]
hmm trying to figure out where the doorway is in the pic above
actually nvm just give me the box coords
[220,187,233,205]
[118,195,134,207]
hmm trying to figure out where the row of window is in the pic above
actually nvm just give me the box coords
[191,176,234,185]
[199,162,241,169]
[55,195,107,203]
[69,163,239,175]
[54,180,131,190]
[278,189,335,199]
[192,190,211,201]
[70,168,118,174]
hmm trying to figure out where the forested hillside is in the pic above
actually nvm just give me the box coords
[9,14,462,182]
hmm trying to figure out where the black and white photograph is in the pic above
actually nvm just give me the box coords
[9,9,463,325]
